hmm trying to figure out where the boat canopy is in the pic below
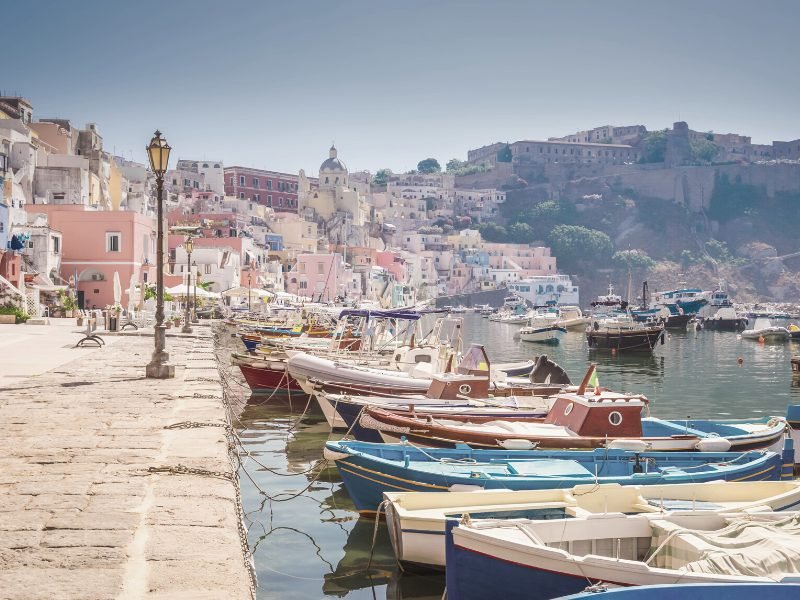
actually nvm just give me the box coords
[338,309,422,321]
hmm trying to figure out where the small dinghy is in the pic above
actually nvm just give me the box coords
[384,480,800,569]
[741,317,790,341]
[445,511,800,600]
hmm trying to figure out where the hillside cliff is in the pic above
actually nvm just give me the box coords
[471,163,800,303]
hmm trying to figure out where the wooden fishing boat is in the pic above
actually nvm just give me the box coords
[587,317,665,352]
[445,510,800,600]
[357,389,787,451]
[384,480,800,569]
[324,439,792,513]
[304,347,569,429]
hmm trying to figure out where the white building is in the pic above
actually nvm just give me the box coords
[507,275,580,306]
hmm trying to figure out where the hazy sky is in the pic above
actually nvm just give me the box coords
[4,1,798,175]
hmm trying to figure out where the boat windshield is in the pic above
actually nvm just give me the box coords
[457,345,490,374]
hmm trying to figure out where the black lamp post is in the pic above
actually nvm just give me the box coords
[247,270,252,312]
[145,130,175,379]
[181,236,193,333]
[191,260,199,323]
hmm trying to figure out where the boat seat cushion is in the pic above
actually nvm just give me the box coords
[505,460,594,478]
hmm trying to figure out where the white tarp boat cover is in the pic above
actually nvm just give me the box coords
[649,514,800,577]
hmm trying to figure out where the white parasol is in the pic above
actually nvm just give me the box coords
[127,274,137,313]
[113,271,122,308]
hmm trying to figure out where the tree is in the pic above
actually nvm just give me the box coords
[417,158,441,174]
[478,223,508,242]
[639,129,668,164]
[690,139,720,164]
[612,249,655,271]
[446,158,466,172]
[372,168,391,187]
[497,144,513,163]
[548,225,614,272]
[508,222,535,243]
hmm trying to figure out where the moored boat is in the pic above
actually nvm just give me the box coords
[560,583,800,600]
[357,386,787,451]
[445,509,800,600]
[740,317,790,341]
[384,480,800,569]
[587,317,665,352]
[324,439,791,513]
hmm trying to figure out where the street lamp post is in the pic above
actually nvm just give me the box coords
[191,261,199,323]
[247,270,252,312]
[181,237,193,333]
[145,130,175,379]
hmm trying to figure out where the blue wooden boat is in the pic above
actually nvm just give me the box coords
[558,583,800,600]
[324,439,792,513]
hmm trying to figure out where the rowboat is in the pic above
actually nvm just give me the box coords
[384,480,800,569]
[356,385,788,451]
[324,439,792,513]
[445,510,800,600]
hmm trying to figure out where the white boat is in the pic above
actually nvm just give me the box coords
[516,310,567,344]
[447,509,800,599]
[741,317,790,341]
[385,481,800,569]
[556,305,590,330]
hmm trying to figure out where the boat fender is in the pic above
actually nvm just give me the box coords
[694,438,732,452]
[322,447,352,462]
[448,484,485,492]
[606,439,649,452]
[497,439,537,450]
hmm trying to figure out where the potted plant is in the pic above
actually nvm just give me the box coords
[63,294,77,319]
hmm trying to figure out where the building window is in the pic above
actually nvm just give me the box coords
[267,195,272,205]
[106,232,121,252]
[239,176,245,186]
[229,176,234,185]
[267,180,272,190]
[317,263,325,274]
[255,194,260,202]
[299,280,308,289]
[253,178,259,188]
[205,264,211,274]
[239,192,245,199]
[184,179,190,187]
[279,198,283,206]
[52,236,60,254]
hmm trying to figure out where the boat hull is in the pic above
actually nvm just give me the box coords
[326,441,788,513]
[518,326,566,344]
[701,318,748,331]
[587,328,664,352]
[238,363,308,399]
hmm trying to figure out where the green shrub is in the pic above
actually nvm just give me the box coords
[0,304,29,324]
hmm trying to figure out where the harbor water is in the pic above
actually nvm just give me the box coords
[234,314,800,599]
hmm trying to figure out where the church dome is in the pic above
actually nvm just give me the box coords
[320,145,347,172]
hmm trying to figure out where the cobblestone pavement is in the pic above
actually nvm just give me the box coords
[0,325,251,599]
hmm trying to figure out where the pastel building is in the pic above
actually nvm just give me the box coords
[286,253,347,300]
[33,205,155,309]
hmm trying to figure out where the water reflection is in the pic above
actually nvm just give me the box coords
[236,313,800,598]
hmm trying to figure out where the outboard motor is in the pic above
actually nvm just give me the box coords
[530,354,571,385]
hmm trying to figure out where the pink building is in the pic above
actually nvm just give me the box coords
[375,250,407,283]
[286,253,345,300]
[34,205,155,309]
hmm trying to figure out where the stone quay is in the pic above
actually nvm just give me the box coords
[0,320,251,599]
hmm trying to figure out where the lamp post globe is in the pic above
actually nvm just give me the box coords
[145,130,175,379]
